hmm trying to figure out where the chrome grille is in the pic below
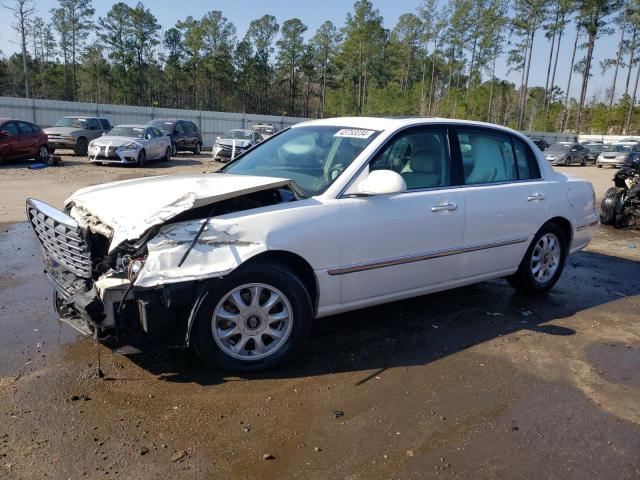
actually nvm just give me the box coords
[26,199,92,278]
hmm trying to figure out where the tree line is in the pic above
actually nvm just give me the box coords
[0,0,636,134]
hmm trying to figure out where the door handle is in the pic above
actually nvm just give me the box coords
[431,203,458,212]
[526,193,545,201]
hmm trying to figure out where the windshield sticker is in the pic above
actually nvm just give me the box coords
[334,128,376,139]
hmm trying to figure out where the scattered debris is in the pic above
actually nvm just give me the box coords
[406,450,415,457]
[70,394,91,402]
[139,447,149,456]
[629,243,637,249]
[262,453,275,460]
[333,410,344,419]
[613,292,627,297]
[314,447,322,452]
[486,311,503,316]
[170,451,187,462]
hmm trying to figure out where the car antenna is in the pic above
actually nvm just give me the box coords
[178,206,217,267]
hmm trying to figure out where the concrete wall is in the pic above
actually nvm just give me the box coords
[0,96,308,149]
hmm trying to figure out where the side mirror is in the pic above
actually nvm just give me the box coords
[216,136,221,140]
[358,170,407,196]
[146,134,152,140]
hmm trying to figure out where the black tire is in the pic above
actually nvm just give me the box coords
[35,144,49,163]
[171,142,177,156]
[74,137,88,156]
[137,149,146,167]
[581,156,587,166]
[92,161,103,166]
[193,143,202,155]
[564,155,571,166]
[49,148,55,154]
[192,262,313,372]
[162,146,171,162]
[597,164,603,168]
[507,223,568,294]
[600,187,626,226]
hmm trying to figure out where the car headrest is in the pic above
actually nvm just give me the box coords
[410,147,442,174]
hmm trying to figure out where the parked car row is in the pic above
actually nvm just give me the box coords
[0,114,279,166]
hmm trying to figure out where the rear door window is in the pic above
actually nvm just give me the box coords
[99,119,110,130]
[18,122,38,134]
[456,129,518,185]
[2,122,20,136]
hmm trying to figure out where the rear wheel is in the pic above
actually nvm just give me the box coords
[74,137,88,156]
[564,155,571,166]
[171,142,177,156]
[137,149,146,167]
[192,262,313,372]
[600,187,626,226]
[507,223,567,294]
[162,146,171,162]
[581,156,587,166]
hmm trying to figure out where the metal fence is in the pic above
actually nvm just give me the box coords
[0,96,308,149]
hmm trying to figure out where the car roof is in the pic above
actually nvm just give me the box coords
[0,117,14,123]
[150,118,190,122]
[294,116,533,139]
[227,128,253,133]
[115,124,147,128]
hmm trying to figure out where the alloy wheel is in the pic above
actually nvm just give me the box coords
[531,233,561,284]
[211,283,293,361]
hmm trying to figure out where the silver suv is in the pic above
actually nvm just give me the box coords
[44,117,111,156]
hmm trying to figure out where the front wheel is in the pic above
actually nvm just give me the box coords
[507,223,567,294]
[192,262,313,372]
[581,156,587,166]
[74,138,88,156]
[162,146,171,162]
[193,143,202,155]
[137,149,146,167]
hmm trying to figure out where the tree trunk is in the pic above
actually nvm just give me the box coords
[607,3,628,130]
[625,62,640,133]
[561,26,580,133]
[428,44,437,116]
[576,30,596,135]
[20,13,29,99]
[546,19,565,117]
[543,6,560,115]
[487,54,497,122]
[518,29,535,130]
[625,27,638,97]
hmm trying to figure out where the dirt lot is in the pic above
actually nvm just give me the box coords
[1,156,639,479]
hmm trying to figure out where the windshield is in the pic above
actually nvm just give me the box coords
[223,130,254,140]
[603,144,631,153]
[221,125,381,196]
[548,143,571,151]
[108,126,145,138]
[148,120,174,133]
[55,117,88,128]
[253,126,275,135]
[585,144,604,152]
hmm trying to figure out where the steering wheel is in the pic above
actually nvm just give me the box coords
[328,164,345,181]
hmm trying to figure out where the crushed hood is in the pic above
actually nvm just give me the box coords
[65,173,292,252]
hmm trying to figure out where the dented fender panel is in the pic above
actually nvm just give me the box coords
[134,219,268,288]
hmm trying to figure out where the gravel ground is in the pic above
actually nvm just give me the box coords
[0,155,639,479]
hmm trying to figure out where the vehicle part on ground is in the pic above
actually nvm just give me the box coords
[600,156,640,228]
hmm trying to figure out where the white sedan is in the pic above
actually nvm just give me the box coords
[87,124,172,166]
[27,117,598,372]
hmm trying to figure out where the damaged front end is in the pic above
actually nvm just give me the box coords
[26,176,299,350]
[26,198,196,348]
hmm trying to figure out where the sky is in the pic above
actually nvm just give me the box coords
[0,0,621,101]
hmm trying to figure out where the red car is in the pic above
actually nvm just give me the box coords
[0,117,49,163]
